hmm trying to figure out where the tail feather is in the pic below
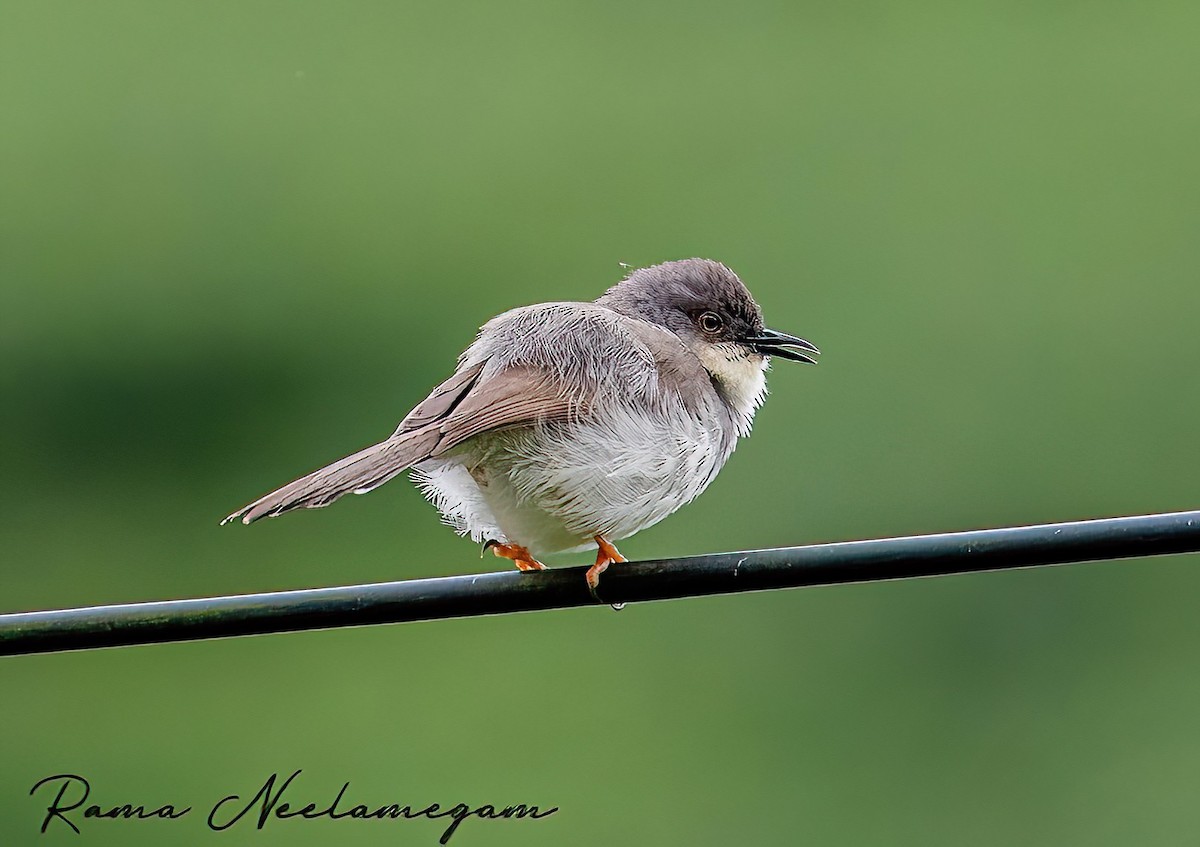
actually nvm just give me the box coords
[222,428,440,525]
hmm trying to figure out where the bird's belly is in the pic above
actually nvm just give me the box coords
[468,404,734,554]
[412,457,584,552]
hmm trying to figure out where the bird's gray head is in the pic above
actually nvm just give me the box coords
[596,258,819,366]
[596,258,818,429]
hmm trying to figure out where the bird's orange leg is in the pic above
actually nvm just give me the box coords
[586,535,626,601]
[486,541,546,572]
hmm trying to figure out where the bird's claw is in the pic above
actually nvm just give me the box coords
[588,535,626,611]
[486,540,546,571]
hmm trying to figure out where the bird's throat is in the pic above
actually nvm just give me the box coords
[696,345,767,435]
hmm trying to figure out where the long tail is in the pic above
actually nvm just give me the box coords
[222,428,439,525]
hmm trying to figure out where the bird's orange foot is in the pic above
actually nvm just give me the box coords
[486,541,546,572]
[586,535,626,604]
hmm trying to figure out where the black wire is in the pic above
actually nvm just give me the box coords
[2,510,1198,657]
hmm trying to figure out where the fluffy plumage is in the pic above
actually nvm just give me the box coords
[224,258,815,558]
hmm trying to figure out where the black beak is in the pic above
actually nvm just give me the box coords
[745,328,820,364]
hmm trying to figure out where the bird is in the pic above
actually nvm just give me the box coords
[223,258,819,600]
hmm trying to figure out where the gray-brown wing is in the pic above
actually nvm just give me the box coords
[429,368,577,454]
[393,361,485,434]
[223,363,577,525]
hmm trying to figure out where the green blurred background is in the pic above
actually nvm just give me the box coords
[3,1,1199,844]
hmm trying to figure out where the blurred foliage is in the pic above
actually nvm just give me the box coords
[3,1,1200,845]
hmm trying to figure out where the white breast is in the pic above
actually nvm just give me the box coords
[412,392,740,555]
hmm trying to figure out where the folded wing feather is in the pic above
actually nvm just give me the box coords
[222,362,576,525]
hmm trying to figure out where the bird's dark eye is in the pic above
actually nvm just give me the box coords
[698,311,724,334]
